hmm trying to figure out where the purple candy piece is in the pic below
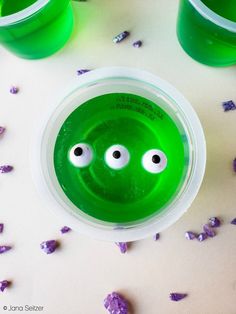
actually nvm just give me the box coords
[60,226,71,234]
[153,233,160,241]
[104,292,128,314]
[10,86,19,94]
[185,231,196,240]
[40,240,59,254]
[0,280,10,292]
[203,224,216,237]
[170,293,188,302]
[222,100,236,112]
[231,218,236,225]
[133,40,142,48]
[77,69,90,76]
[209,217,221,228]
[197,232,208,242]
[0,223,4,233]
[115,242,128,254]
[0,127,5,135]
[0,246,12,254]
[0,165,13,173]
[113,31,130,43]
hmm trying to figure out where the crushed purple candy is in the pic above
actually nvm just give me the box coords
[0,245,12,254]
[0,223,4,233]
[169,293,188,302]
[0,280,10,292]
[185,231,197,240]
[115,242,128,254]
[40,240,59,254]
[133,40,142,48]
[77,69,90,75]
[60,226,71,234]
[0,127,5,135]
[203,224,216,237]
[222,100,236,112]
[209,217,221,228]
[197,232,208,242]
[113,31,130,43]
[0,165,13,173]
[104,292,128,314]
[10,86,19,94]
[153,233,160,241]
[233,158,236,173]
[231,218,236,225]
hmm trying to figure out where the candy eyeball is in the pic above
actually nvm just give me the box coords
[105,145,130,170]
[142,149,167,173]
[69,143,93,167]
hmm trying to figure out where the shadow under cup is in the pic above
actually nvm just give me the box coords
[0,0,73,59]
[177,0,236,67]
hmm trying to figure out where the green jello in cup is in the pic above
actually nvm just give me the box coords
[0,0,73,59]
[32,68,206,241]
[177,0,236,66]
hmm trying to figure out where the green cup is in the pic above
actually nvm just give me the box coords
[177,0,236,67]
[0,0,73,59]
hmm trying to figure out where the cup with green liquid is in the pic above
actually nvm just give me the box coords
[31,67,206,242]
[177,0,236,66]
[0,0,73,59]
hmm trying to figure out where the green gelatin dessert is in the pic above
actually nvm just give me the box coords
[0,0,73,59]
[177,0,236,66]
[54,93,189,223]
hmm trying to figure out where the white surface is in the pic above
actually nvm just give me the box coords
[0,1,236,313]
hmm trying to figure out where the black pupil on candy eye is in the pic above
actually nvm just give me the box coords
[112,150,121,159]
[152,154,161,164]
[74,147,83,156]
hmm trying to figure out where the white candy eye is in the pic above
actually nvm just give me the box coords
[69,143,93,167]
[105,145,130,170]
[142,149,167,173]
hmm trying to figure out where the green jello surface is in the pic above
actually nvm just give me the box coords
[54,93,189,223]
[0,0,37,16]
[202,0,236,22]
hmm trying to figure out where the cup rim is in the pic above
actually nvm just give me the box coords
[0,0,49,27]
[189,0,236,33]
[30,67,206,242]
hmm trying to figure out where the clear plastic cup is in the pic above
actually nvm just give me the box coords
[177,0,236,67]
[31,67,206,242]
[0,0,73,59]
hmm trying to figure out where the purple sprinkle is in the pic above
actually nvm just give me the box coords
[40,240,59,254]
[0,223,4,234]
[0,165,13,173]
[0,280,10,292]
[197,232,208,242]
[133,40,142,48]
[10,86,19,94]
[77,69,90,76]
[231,218,236,225]
[115,242,128,254]
[233,158,236,173]
[170,293,188,302]
[60,226,71,234]
[203,224,216,237]
[104,292,128,314]
[153,233,160,241]
[113,31,130,43]
[209,217,221,228]
[0,245,12,254]
[185,231,197,240]
[0,127,5,135]
[222,100,236,112]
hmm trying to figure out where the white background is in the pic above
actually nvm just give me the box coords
[1,0,236,313]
